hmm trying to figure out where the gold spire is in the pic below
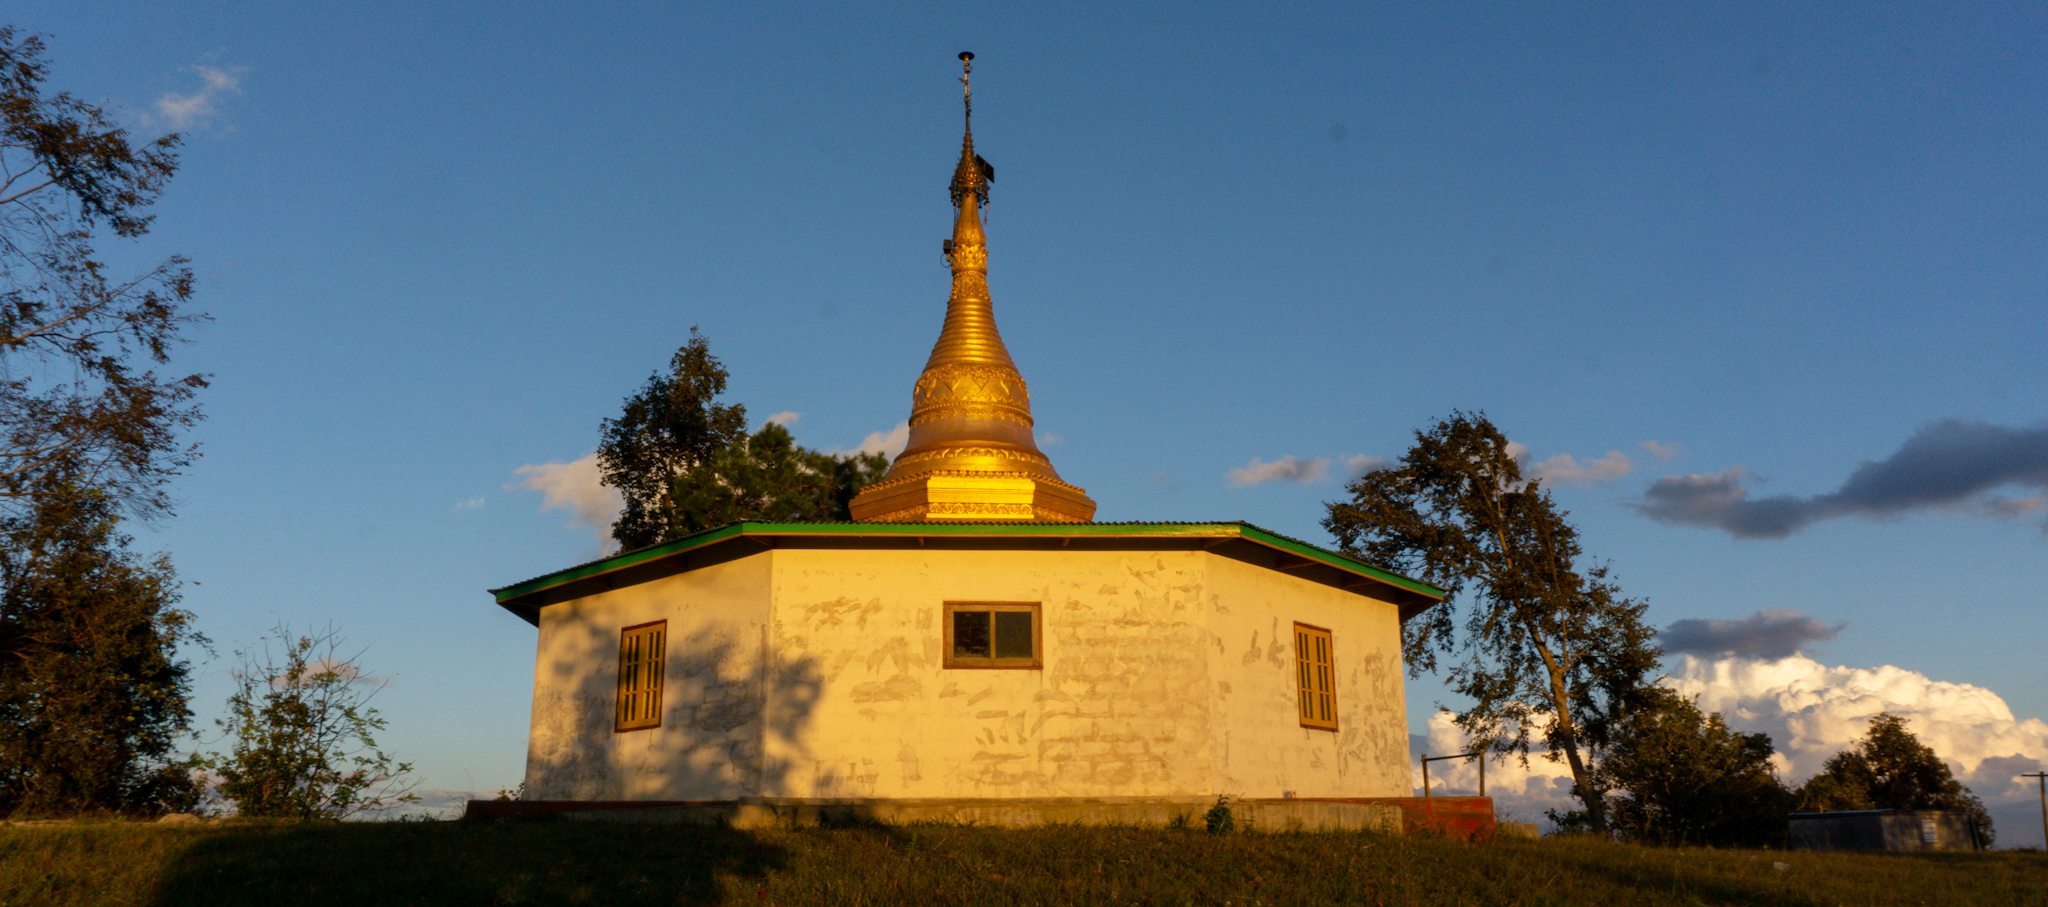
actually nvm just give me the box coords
[849,53,1096,523]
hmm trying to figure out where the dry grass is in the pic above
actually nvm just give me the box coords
[0,818,2042,906]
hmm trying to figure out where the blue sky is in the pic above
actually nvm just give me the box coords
[15,2,2046,839]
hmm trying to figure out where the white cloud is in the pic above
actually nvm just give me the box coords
[455,496,485,511]
[1342,454,1386,481]
[1668,655,2048,786]
[1036,431,1062,447]
[1413,657,2048,844]
[761,411,801,428]
[1674,655,2046,846]
[1226,456,1331,487]
[156,64,245,130]
[839,422,909,459]
[512,452,624,554]
[1641,440,1684,462]
[1526,451,1634,487]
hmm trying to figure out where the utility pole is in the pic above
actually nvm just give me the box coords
[2024,771,2047,850]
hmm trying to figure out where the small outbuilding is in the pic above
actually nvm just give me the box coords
[1788,809,1983,852]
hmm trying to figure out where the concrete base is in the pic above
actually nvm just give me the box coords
[465,797,1402,834]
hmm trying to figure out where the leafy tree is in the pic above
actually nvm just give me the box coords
[0,28,207,519]
[597,328,889,549]
[597,327,748,549]
[1797,713,1994,847]
[1593,687,1794,847]
[1322,411,1660,833]
[670,421,889,528]
[0,480,201,816]
[205,625,416,819]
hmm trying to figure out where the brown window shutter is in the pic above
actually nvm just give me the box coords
[1295,623,1337,731]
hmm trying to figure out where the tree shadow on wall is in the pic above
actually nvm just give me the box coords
[515,622,826,802]
[149,619,829,905]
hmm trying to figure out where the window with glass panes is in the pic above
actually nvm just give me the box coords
[1295,623,1337,730]
[943,602,1040,668]
[615,620,665,731]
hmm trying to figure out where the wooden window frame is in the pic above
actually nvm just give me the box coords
[942,602,1042,669]
[1295,622,1338,731]
[615,620,666,732]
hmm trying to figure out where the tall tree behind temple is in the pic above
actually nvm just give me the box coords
[0,28,208,519]
[1322,411,1661,833]
[598,327,748,549]
[0,482,201,816]
[668,422,888,531]
[597,328,888,550]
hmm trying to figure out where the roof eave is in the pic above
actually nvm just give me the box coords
[491,522,1445,625]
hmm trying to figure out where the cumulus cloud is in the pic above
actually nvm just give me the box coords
[1669,655,2048,820]
[837,421,909,459]
[1659,609,1845,661]
[454,496,485,511]
[1634,419,2048,538]
[512,452,624,554]
[1227,456,1330,487]
[760,411,801,428]
[156,64,245,130]
[1526,450,1634,488]
[1641,440,1683,462]
[1418,656,2048,843]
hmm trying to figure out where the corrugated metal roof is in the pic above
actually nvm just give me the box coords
[489,520,1445,608]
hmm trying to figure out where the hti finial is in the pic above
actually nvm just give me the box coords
[959,52,973,127]
[949,52,991,209]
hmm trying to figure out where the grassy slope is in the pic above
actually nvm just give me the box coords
[1,820,2043,907]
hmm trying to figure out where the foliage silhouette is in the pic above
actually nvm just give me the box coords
[0,481,201,816]
[0,27,207,520]
[1591,687,1794,847]
[203,625,415,819]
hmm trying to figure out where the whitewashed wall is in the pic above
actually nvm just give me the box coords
[1203,555,1410,798]
[523,545,1412,801]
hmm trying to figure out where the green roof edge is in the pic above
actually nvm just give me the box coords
[491,521,1446,605]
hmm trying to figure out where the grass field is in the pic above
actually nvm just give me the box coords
[1,818,2042,906]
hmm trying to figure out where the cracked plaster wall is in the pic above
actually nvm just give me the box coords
[1203,555,1410,798]
[519,546,1413,802]
[768,549,1217,799]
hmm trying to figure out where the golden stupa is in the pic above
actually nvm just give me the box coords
[849,54,1096,523]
